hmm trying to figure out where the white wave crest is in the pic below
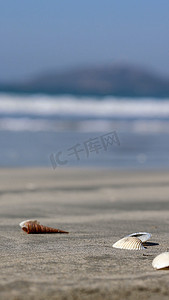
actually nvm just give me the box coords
[0,93,169,118]
[0,118,169,133]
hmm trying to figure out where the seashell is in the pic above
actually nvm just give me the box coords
[152,252,169,270]
[19,219,39,228]
[19,220,69,234]
[112,237,145,250]
[126,232,151,243]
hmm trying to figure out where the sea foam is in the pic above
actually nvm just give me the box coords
[0,93,169,117]
[0,93,169,132]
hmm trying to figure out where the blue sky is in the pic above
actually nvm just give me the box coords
[0,0,169,82]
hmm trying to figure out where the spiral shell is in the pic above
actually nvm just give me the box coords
[19,219,39,228]
[126,232,151,243]
[112,237,145,250]
[19,220,69,234]
[152,252,169,270]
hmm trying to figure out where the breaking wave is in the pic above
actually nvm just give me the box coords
[0,93,169,132]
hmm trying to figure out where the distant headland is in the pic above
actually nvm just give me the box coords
[0,64,169,97]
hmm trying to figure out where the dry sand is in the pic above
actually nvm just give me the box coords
[0,168,169,299]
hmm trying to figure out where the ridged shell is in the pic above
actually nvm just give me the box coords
[19,219,69,234]
[112,237,145,250]
[19,220,39,228]
[152,252,169,270]
[126,232,151,243]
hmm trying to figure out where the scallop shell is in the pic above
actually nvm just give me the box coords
[152,252,169,270]
[126,232,151,243]
[112,237,145,250]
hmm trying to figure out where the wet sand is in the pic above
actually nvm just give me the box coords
[0,168,169,299]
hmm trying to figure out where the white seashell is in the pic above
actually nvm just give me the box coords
[152,252,169,270]
[19,219,39,228]
[112,237,145,250]
[126,232,151,243]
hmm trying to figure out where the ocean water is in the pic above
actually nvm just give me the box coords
[1,92,169,169]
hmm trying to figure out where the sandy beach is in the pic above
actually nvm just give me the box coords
[1,167,169,299]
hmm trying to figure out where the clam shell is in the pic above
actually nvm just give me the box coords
[152,252,169,270]
[112,237,145,250]
[126,232,151,243]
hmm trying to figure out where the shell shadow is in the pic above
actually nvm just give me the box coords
[155,267,169,271]
[143,242,159,247]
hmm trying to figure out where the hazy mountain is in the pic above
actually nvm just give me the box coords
[1,65,169,97]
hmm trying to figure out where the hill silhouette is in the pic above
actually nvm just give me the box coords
[1,64,169,97]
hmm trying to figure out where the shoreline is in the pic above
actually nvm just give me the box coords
[1,168,169,299]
